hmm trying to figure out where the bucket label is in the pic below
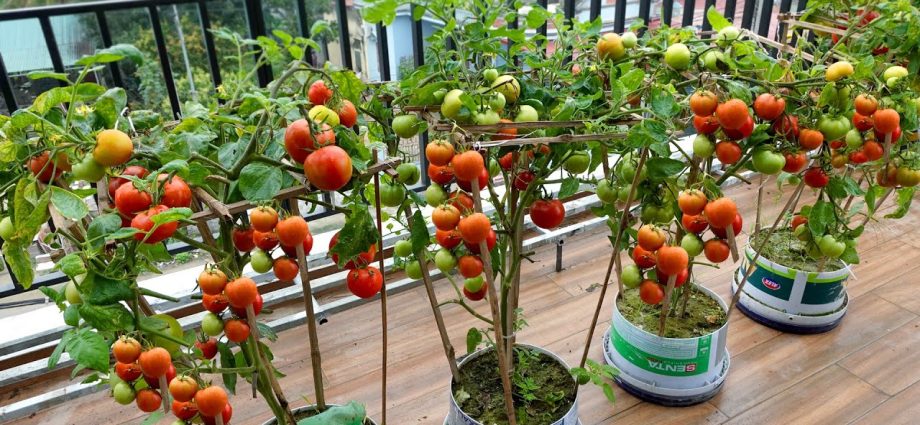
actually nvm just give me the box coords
[748,265,794,301]
[802,280,846,305]
[611,320,711,376]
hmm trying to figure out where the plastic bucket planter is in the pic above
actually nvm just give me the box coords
[262,405,378,425]
[731,245,849,334]
[603,285,730,407]
[445,343,580,425]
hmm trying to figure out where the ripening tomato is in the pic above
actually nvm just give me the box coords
[452,151,486,182]
[639,280,664,305]
[799,129,824,151]
[202,293,229,314]
[337,99,358,127]
[656,267,689,287]
[273,257,299,281]
[132,205,178,244]
[428,164,455,185]
[305,145,353,191]
[862,140,884,161]
[530,199,565,229]
[135,389,162,413]
[493,119,518,141]
[704,239,730,263]
[201,403,233,425]
[276,216,309,247]
[329,232,377,269]
[458,213,491,244]
[196,386,230,417]
[772,114,799,139]
[108,165,149,199]
[693,114,720,134]
[280,233,314,257]
[225,277,259,308]
[632,245,657,269]
[112,336,142,363]
[346,266,384,298]
[224,319,250,343]
[791,214,808,230]
[783,151,808,173]
[172,400,199,420]
[513,170,535,190]
[803,167,830,188]
[159,175,191,208]
[704,198,738,229]
[877,164,899,187]
[458,255,484,278]
[115,183,152,217]
[682,214,709,234]
[436,228,463,249]
[230,293,263,319]
[852,112,874,132]
[232,227,256,252]
[855,94,878,116]
[463,282,488,301]
[875,125,901,144]
[94,129,134,167]
[252,229,279,251]
[433,204,461,231]
[715,141,742,165]
[168,375,199,402]
[498,152,515,170]
[753,93,786,121]
[656,246,689,275]
[250,206,278,232]
[464,228,497,254]
[690,90,719,116]
[138,347,172,377]
[456,166,489,192]
[308,80,333,105]
[195,338,218,359]
[874,109,900,134]
[450,191,474,213]
[716,99,750,130]
[637,224,667,251]
[198,267,228,296]
[723,115,754,140]
[285,120,335,163]
[678,189,707,216]
[27,151,67,183]
[425,139,455,166]
[116,361,143,382]
[711,213,742,238]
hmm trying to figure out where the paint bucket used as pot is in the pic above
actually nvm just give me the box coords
[445,343,580,425]
[262,404,378,425]
[732,245,849,334]
[603,285,730,407]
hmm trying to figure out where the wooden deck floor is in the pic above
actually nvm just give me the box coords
[7,181,920,425]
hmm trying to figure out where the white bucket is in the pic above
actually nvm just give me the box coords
[446,343,580,425]
[603,285,730,406]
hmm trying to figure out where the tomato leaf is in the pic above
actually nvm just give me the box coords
[466,327,482,354]
[885,187,914,219]
[48,330,72,369]
[646,158,685,180]
[76,44,143,66]
[409,210,430,254]
[78,303,134,332]
[50,187,89,221]
[650,87,680,118]
[808,200,833,237]
[2,241,34,288]
[140,412,164,425]
[706,6,731,30]
[39,286,65,307]
[27,71,71,84]
[558,176,580,199]
[218,341,237,394]
[66,328,109,372]
[56,253,86,278]
[150,207,192,225]
[331,204,379,267]
[257,322,278,342]
[362,0,398,24]
[83,272,134,305]
[840,244,860,264]
[239,163,283,201]
[93,87,127,129]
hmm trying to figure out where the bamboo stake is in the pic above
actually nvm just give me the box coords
[289,200,326,411]
[578,147,649,368]
[755,174,765,231]
[726,228,740,263]
[158,375,170,414]
[246,303,295,425]
[371,156,389,425]
[657,274,679,336]
[470,177,517,425]
[728,179,806,316]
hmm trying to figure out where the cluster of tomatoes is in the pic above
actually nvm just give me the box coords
[230,206,314,287]
[332,231,383,299]
[110,339,232,424]
[623,194,739,305]
[107,164,192,244]
[27,128,135,185]
[197,265,264,344]
[284,80,357,192]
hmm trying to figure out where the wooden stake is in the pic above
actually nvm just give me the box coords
[657,274,679,336]
[579,147,649,368]
[246,303,295,425]
[371,159,389,425]
[755,174,765,231]
[470,178,517,425]
[158,375,170,414]
[726,228,740,263]
[289,201,326,411]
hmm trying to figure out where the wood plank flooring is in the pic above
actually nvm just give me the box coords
[5,181,920,425]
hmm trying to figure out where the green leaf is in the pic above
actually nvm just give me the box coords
[31,87,71,115]
[50,187,89,221]
[330,204,379,268]
[362,0,398,24]
[808,200,833,237]
[217,342,237,394]
[409,210,430,254]
[83,273,134,305]
[625,120,668,148]
[558,176,579,199]
[56,253,86,278]
[328,69,367,105]
[706,6,731,30]
[619,69,645,92]
[840,244,859,264]
[65,328,109,372]
[885,187,914,219]
[40,286,65,306]
[27,71,71,84]
[78,303,134,332]
[48,330,72,369]
[140,412,165,425]
[76,44,143,66]
[93,88,127,129]
[257,322,278,342]
[150,207,192,225]
[3,240,34,288]
[466,327,482,354]
[646,158,685,179]
[238,163,283,201]
[650,88,679,118]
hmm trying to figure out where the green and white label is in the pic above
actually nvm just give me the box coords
[611,319,711,376]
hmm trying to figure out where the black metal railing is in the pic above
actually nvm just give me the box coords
[0,0,794,297]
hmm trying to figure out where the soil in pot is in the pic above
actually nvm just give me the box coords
[617,285,726,338]
[453,346,577,425]
[750,229,845,272]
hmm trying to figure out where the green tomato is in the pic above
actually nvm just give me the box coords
[435,248,457,273]
[425,184,448,206]
[201,312,224,336]
[716,26,741,46]
[483,68,499,83]
[489,92,506,112]
[394,240,413,257]
[680,233,704,257]
[464,275,485,293]
[616,160,646,183]
[379,182,406,207]
[406,260,423,280]
[441,89,465,120]
[564,152,590,174]
[65,281,82,305]
[664,43,692,70]
[818,235,846,258]
[621,264,642,289]
[251,249,273,273]
[71,156,107,182]
[621,32,638,49]
[794,225,812,242]
[113,381,135,405]
[433,88,447,103]
[702,50,725,72]
[596,179,618,204]
[845,129,863,149]
[817,115,851,141]
[656,205,674,223]
[491,75,520,103]
[515,105,539,122]
[692,134,715,158]
[752,149,786,175]
[473,108,501,125]
[617,186,631,202]
[640,204,660,223]
[0,216,13,240]
[883,65,908,81]
[396,163,421,185]
[393,114,421,139]
[63,304,80,326]
[489,158,501,177]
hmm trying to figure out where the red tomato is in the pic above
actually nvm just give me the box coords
[852,112,874,132]
[711,213,742,238]
[657,267,689,287]
[693,114,720,134]
[308,80,333,105]
[722,115,754,140]
[252,230,279,251]
[232,227,256,252]
[803,167,829,188]
[346,266,384,298]
[656,246,689,275]
[874,126,901,144]
[513,170,535,190]
[115,183,152,217]
[159,175,191,208]
[682,214,709,234]
[452,151,486,182]
[632,245,657,269]
[862,141,884,161]
[428,164,455,185]
[329,232,377,269]
[530,199,565,229]
[337,99,358,128]
[715,141,742,164]
[108,165,149,199]
[678,189,708,216]
[115,361,142,382]
[436,228,463,249]
[464,228,497,254]
[305,146,353,191]
[280,233,314,257]
[230,293,264,318]
[285,120,335,163]
[639,280,664,304]
[753,93,786,121]
[456,167,490,192]
[195,338,219,359]
[704,239,730,263]
[131,205,178,244]
[849,150,868,164]
[799,129,824,151]
[202,293,229,314]
[716,99,750,130]
[201,403,233,425]
[772,114,799,139]
[791,214,808,230]
[782,151,808,173]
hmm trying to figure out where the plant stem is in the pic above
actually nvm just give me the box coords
[371,158,389,425]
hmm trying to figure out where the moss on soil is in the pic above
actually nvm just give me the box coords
[618,285,726,338]
[750,229,845,272]
[453,346,577,425]
[289,407,374,424]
